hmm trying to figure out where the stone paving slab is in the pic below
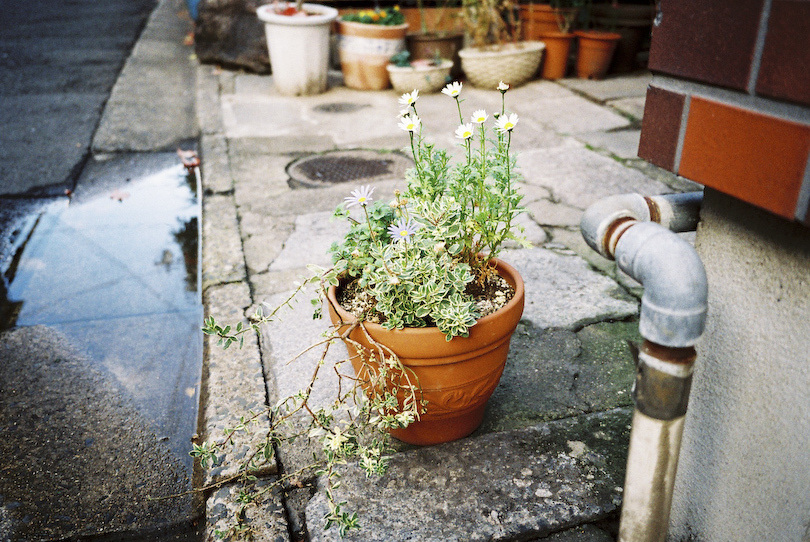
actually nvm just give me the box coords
[200,134,233,194]
[221,91,402,150]
[198,66,225,136]
[92,0,197,153]
[576,130,642,160]
[194,65,681,542]
[517,143,675,211]
[558,73,652,103]
[305,408,631,542]
[205,479,288,542]
[202,283,277,486]
[202,194,246,289]
[481,320,639,434]
[525,197,585,228]
[222,74,631,153]
[503,248,638,330]
[544,524,615,541]
[511,95,630,135]
[606,97,647,122]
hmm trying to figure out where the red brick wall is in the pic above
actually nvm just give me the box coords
[637,0,810,225]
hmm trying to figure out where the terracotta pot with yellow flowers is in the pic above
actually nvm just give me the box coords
[337,6,410,90]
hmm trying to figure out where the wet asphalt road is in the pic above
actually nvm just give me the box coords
[0,0,156,197]
[0,0,205,540]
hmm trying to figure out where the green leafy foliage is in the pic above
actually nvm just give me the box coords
[329,84,527,339]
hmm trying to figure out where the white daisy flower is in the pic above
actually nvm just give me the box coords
[398,113,421,132]
[387,217,419,243]
[496,113,519,133]
[344,185,375,208]
[497,81,510,91]
[471,109,488,124]
[441,81,463,97]
[455,123,474,140]
[398,90,419,106]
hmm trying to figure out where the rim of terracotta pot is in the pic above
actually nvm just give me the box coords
[327,258,525,362]
[519,4,554,13]
[256,3,338,26]
[574,30,622,41]
[537,31,575,40]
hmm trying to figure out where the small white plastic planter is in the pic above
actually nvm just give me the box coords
[256,3,339,96]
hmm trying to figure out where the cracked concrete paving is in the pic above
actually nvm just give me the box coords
[195,65,697,542]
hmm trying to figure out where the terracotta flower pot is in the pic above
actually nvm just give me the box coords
[520,4,578,38]
[590,4,655,73]
[337,20,409,90]
[574,30,621,80]
[327,258,525,446]
[406,31,464,78]
[537,31,574,79]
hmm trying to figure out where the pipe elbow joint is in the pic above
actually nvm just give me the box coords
[615,222,708,347]
[580,193,651,259]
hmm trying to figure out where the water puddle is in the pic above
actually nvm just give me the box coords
[1,152,202,470]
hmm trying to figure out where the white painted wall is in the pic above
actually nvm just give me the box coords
[667,188,810,541]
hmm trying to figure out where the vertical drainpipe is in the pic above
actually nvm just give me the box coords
[580,192,708,542]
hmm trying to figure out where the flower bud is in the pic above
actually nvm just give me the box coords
[389,275,401,285]
[389,200,398,208]
[351,249,361,258]
[434,242,446,253]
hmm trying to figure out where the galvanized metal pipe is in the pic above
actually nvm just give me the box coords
[580,192,708,542]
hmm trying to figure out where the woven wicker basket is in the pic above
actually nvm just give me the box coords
[458,41,545,89]
[387,59,453,93]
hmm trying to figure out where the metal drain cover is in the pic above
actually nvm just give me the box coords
[287,150,413,189]
[313,103,370,113]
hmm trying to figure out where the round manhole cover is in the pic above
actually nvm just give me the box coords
[313,103,370,113]
[287,150,413,189]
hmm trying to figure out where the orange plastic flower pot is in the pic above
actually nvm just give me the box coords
[574,30,621,80]
[327,258,525,445]
[520,5,579,38]
[537,31,574,79]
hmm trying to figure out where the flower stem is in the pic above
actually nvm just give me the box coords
[409,132,423,180]
[505,131,512,185]
[478,123,486,186]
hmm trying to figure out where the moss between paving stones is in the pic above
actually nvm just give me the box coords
[478,319,640,435]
